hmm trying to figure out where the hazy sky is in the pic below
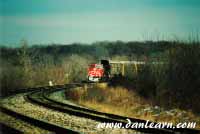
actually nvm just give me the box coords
[0,0,200,46]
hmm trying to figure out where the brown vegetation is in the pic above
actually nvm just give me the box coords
[1,40,199,119]
[65,84,200,129]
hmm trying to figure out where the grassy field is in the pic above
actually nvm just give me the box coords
[65,84,200,129]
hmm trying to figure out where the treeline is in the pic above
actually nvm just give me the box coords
[0,40,179,65]
[0,40,200,113]
[1,40,173,96]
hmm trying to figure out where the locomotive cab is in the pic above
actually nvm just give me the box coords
[87,60,111,82]
[88,64,104,82]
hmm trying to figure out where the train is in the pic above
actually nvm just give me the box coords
[87,60,111,82]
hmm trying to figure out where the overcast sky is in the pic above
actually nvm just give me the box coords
[1,0,200,46]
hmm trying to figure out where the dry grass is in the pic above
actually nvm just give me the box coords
[66,85,200,129]
[1,94,135,134]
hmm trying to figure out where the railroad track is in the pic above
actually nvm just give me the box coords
[26,83,200,134]
[1,83,200,134]
[0,106,81,134]
[0,123,23,134]
[0,85,83,134]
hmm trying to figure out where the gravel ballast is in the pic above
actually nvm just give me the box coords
[0,94,139,134]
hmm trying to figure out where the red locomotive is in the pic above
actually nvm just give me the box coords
[87,60,110,82]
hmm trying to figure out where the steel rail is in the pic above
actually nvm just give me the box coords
[0,106,82,134]
[0,123,23,134]
[43,86,200,134]
[26,83,200,134]
[0,85,83,134]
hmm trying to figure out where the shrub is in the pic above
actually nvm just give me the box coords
[136,44,200,112]
[158,45,200,112]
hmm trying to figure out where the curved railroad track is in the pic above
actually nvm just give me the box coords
[0,85,82,134]
[1,83,200,134]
